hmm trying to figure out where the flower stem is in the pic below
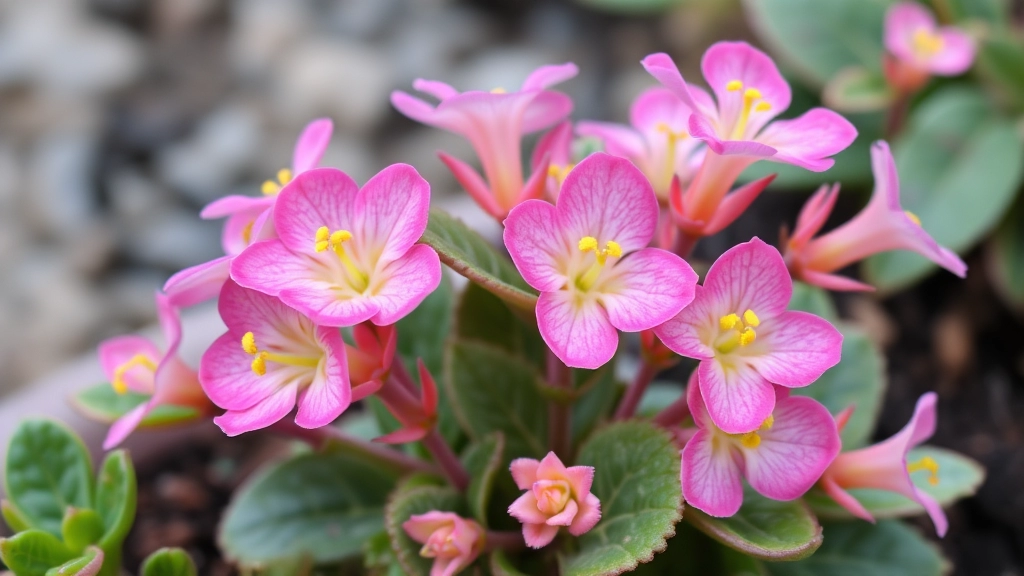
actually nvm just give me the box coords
[614,362,658,420]
[652,391,691,428]
[547,350,572,458]
[484,530,527,552]
[672,230,700,260]
[270,420,438,475]
[422,429,470,490]
[389,358,419,396]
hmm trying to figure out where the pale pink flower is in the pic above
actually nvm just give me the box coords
[199,281,350,436]
[531,120,575,201]
[391,64,578,219]
[508,452,601,548]
[819,392,948,536]
[230,164,441,327]
[642,43,857,236]
[885,2,975,90]
[164,118,333,307]
[503,153,698,369]
[654,238,842,433]
[97,293,210,449]
[681,379,840,517]
[785,141,966,291]
[402,511,485,576]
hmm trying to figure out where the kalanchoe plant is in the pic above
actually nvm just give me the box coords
[48,38,990,575]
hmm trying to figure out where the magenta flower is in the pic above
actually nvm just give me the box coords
[391,63,578,219]
[199,281,350,436]
[230,164,441,327]
[503,153,698,369]
[681,380,840,517]
[97,293,210,449]
[642,43,856,236]
[885,2,974,89]
[164,118,334,307]
[785,141,966,291]
[508,452,602,549]
[819,393,948,536]
[577,87,704,202]
[654,238,842,433]
[402,511,485,576]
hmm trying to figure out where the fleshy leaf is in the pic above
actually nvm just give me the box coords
[45,547,103,576]
[823,67,892,113]
[140,548,198,576]
[384,477,464,576]
[560,422,683,576]
[989,198,1024,312]
[420,209,538,311]
[455,282,545,370]
[61,509,104,554]
[461,433,505,526]
[686,486,822,561]
[633,522,765,575]
[72,384,199,427]
[3,500,32,533]
[94,450,136,553]
[0,529,78,576]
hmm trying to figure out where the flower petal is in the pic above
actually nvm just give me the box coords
[292,118,333,174]
[356,163,431,264]
[199,332,294,411]
[745,311,843,388]
[521,63,579,91]
[523,523,559,549]
[537,290,619,370]
[884,2,936,63]
[164,255,232,308]
[522,91,575,134]
[699,359,776,434]
[641,53,712,118]
[98,335,160,391]
[564,466,595,499]
[103,403,151,450]
[568,493,601,536]
[509,492,549,524]
[701,41,791,121]
[368,244,443,325]
[681,429,744,517]
[599,248,698,332]
[930,29,975,75]
[575,121,646,161]
[689,113,777,158]
[273,167,360,253]
[214,383,298,436]
[510,458,541,490]
[654,284,717,361]
[702,237,793,319]
[294,327,351,428]
[756,108,858,172]
[503,199,569,292]
[546,498,578,526]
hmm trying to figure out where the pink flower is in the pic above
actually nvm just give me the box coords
[164,118,334,307]
[784,141,966,291]
[508,452,602,548]
[97,293,210,449]
[391,63,578,219]
[818,393,948,537]
[402,511,485,576]
[199,281,350,436]
[230,164,442,327]
[884,2,974,93]
[642,43,857,236]
[654,238,842,433]
[681,379,840,517]
[503,153,698,369]
[531,120,575,201]
[577,87,704,202]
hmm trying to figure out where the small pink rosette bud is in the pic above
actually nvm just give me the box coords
[508,452,602,549]
[402,511,485,576]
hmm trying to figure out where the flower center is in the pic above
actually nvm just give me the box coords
[715,309,760,354]
[907,456,940,486]
[420,526,459,558]
[112,354,158,394]
[655,122,688,186]
[241,331,321,376]
[314,226,369,292]
[725,80,772,140]
[733,414,774,449]
[912,28,944,57]
[548,163,575,187]
[261,168,293,196]
[576,236,622,291]
[533,479,572,515]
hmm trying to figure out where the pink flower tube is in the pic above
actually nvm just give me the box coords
[884,2,975,93]
[508,452,602,548]
[402,511,485,576]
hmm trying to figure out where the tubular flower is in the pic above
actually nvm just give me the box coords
[642,43,857,237]
[508,452,602,548]
[577,87,705,202]
[884,2,975,93]
[531,120,575,201]
[391,63,578,220]
[199,281,350,436]
[654,238,842,433]
[164,118,334,307]
[503,153,699,369]
[230,164,441,327]
[402,512,485,576]
[818,393,948,537]
[681,380,840,517]
[784,141,966,291]
[97,293,210,449]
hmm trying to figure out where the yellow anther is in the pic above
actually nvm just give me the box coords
[241,332,319,377]
[314,226,331,252]
[251,353,268,376]
[261,180,280,195]
[726,80,743,91]
[743,88,762,100]
[330,230,352,244]
[743,309,760,327]
[739,327,757,346]
[905,211,922,226]
[111,354,158,395]
[760,414,774,430]
[579,236,598,252]
[907,456,940,486]
[490,87,507,94]
[605,240,622,258]
[277,168,292,186]
[720,313,741,331]
[313,226,366,291]
[716,309,761,353]
[241,331,258,355]
[577,236,623,290]
[740,432,761,449]
[755,101,772,112]
[548,163,575,187]
[730,86,770,140]
[912,28,944,57]
[261,167,293,196]
[242,220,255,245]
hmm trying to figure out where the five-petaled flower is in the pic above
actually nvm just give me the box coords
[391,63,578,220]
[818,392,949,537]
[97,293,210,449]
[655,238,843,434]
[504,153,699,369]
[508,452,602,548]
[199,281,350,436]
[681,377,840,517]
[231,164,441,327]
[884,2,975,93]
[402,511,485,576]
[642,42,857,237]
[784,141,966,291]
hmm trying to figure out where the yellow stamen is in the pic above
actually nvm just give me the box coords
[905,211,922,226]
[261,180,280,195]
[261,167,293,196]
[655,122,688,187]
[907,456,940,486]
[726,80,743,91]
[912,28,944,57]
[716,309,761,353]
[112,354,158,395]
[277,168,292,186]
[548,163,575,187]
[577,236,623,290]
[241,220,255,245]
[490,87,507,94]
[743,309,760,327]
[240,332,320,377]
[720,313,740,331]
[241,331,258,354]
[313,226,366,291]
[740,327,756,346]
[731,86,769,140]
[740,431,761,449]
[760,414,774,430]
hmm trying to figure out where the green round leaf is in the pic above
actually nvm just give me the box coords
[0,529,77,576]
[633,522,765,576]
[823,67,893,113]
[560,421,683,576]
[461,433,505,526]
[72,384,199,427]
[45,546,103,576]
[384,478,464,576]
[140,548,197,576]
[788,282,839,321]
[61,509,104,554]
[94,450,136,551]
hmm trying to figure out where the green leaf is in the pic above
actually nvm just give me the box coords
[455,282,545,370]
[571,368,620,444]
[633,522,766,576]
[61,509,104,554]
[977,34,1024,110]
[989,197,1024,311]
[561,422,683,576]
[45,547,103,576]
[490,550,531,576]
[397,272,454,378]
[140,548,197,576]
[93,450,136,552]
[461,433,505,526]
[384,478,463,576]
[764,520,948,575]
[445,340,548,459]
[4,420,94,536]
[805,446,985,520]
[219,451,401,565]
[3,500,32,533]
[823,67,893,113]
[420,209,537,311]
[864,87,1024,291]
[686,486,822,561]
[0,529,77,576]
[72,385,199,427]
[788,282,838,321]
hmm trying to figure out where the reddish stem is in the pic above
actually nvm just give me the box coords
[484,530,527,552]
[270,420,438,475]
[652,391,691,428]
[614,362,658,420]
[422,429,470,490]
[672,230,700,260]
[546,350,572,458]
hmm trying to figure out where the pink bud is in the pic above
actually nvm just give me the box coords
[402,511,485,576]
[507,452,602,548]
